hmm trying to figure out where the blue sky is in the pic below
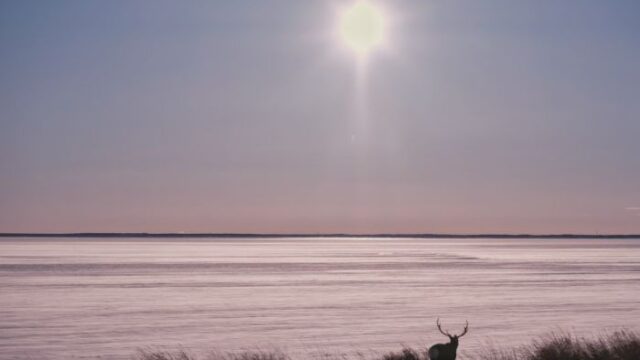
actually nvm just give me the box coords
[1,0,639,233]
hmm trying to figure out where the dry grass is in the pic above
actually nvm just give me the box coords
[136,349,291,360]
[137,349,195,360]
[381,347,425,360]
[136,331,640,360]
[478,331,640,360]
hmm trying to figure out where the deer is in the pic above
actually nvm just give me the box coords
[427,318,469,360]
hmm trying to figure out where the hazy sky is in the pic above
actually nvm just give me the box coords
[1,0,639,234]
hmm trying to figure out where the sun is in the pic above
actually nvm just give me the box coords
[338,1,386,57]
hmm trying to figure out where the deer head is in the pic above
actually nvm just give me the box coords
[436,318,468,347]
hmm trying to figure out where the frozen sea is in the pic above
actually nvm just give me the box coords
[1,237,639,359]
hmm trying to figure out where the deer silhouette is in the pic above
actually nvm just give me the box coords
[427,318,469,360]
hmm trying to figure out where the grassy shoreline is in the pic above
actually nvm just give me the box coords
[137,331,639,360]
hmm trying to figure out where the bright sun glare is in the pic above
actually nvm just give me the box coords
[338,1,386,57]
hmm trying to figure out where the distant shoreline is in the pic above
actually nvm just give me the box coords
[1,232,639,239]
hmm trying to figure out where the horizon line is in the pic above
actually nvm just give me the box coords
[1,232,639,239]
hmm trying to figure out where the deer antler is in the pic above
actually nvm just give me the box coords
[436,317,452,337]
[458,320,469,338]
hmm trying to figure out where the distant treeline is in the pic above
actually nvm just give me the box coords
[1,232,639,239]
